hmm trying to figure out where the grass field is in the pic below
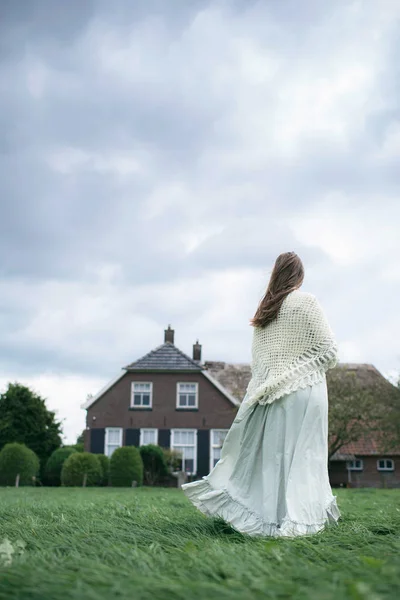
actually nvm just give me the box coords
[0,487,399,600]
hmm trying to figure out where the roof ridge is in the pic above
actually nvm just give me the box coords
[125,341,203,371]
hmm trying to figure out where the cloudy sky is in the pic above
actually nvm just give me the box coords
[1,0,399,443]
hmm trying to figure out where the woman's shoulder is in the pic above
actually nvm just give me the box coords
[285,289,317,305]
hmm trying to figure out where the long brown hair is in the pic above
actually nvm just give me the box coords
[250,252,304,328]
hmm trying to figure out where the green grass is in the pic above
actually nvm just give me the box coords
[0,488,399,600]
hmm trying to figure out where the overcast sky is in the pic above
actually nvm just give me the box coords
[1,0,399,443]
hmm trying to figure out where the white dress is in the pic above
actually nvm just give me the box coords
[182,375,340,537]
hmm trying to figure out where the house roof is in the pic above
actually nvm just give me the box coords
[332,433,400,458]
[328,363,397,393]
[208,361,400,456]
[206,361,398,404]
[203,361,251,401]
[125,342,203,372]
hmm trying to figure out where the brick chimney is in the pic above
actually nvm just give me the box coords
[164,325,175,344]
[193,340,202,363]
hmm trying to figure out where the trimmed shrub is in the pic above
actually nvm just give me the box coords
[162,448,183,472]
[0,443,40,486]
[139,444,168,485]
[44,446,77,486]
[73,443,84,453]
[109,447,143,487]
[97,454,110,486]
[61,452,102,487]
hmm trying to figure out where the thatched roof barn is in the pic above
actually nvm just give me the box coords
[204,361,398,405]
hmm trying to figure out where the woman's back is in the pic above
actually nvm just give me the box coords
[246,289,338,407]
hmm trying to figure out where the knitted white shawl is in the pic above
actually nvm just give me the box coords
[244,290,338,407]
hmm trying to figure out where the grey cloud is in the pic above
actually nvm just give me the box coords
[0,0,400,382]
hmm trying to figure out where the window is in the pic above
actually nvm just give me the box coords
[210,429,228,470]
[140,428,158,446]
[346,459,363,471]
[105,428,122,458]
[131,382,152,408]
[171,429,197,475]
[177,383,198,409]
[377,459,394,472]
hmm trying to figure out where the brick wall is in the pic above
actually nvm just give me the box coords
[329,456,400,488]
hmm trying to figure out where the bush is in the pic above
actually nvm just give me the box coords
[0,443,40,486]
[109,447,143,487]
[139,444,168,485]
[162,448,183,472]
[61,452,102,486]
[97,454,110,486]
[73,443,84,453]
[44,446,77,486]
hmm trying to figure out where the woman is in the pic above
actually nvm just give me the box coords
[182,252,340,537]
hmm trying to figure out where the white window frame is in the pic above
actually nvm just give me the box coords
[105,427,123,458]
[210,429,229,472]
[377,458,395,472]
[346,459,364,471]
[131,382,153,408]
[176,382,199,409]
[171,429,197,475]
[139,428,158,447]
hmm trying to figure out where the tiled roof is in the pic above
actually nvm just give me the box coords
[336,435,400,457]
[125,342,203,372]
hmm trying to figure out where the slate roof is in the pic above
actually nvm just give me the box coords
[125,342,203,372]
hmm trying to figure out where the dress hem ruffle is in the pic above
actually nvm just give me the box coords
[182,476,340,538]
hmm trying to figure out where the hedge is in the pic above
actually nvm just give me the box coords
[97,454,110,486]
[139,444,168,485]
[109,446,143,487]
[61,452,102,486]
[0,443,40,486]
[44,446,77,486]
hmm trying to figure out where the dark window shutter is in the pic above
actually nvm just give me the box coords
[197,429,210,477]
[90,428,105,454]
[125,428,140,447]
[158,429,171,449]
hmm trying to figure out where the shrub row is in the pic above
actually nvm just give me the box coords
[0,442,172,487]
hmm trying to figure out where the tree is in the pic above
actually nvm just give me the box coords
[327,365,400,459]
[380,370,400,451]
[139,444,168,485]
[0,383,63,478]
[0,443,40,486]
[109,447,143,487]
[44,447,77,486]
[61,452,102,487]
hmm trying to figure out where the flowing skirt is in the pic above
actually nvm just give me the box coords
[181,376,340,537]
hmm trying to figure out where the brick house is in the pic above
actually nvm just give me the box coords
[82,327,239,477]
[83,328,400,487]
[328,438,400,489]
[326,364,400,489]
